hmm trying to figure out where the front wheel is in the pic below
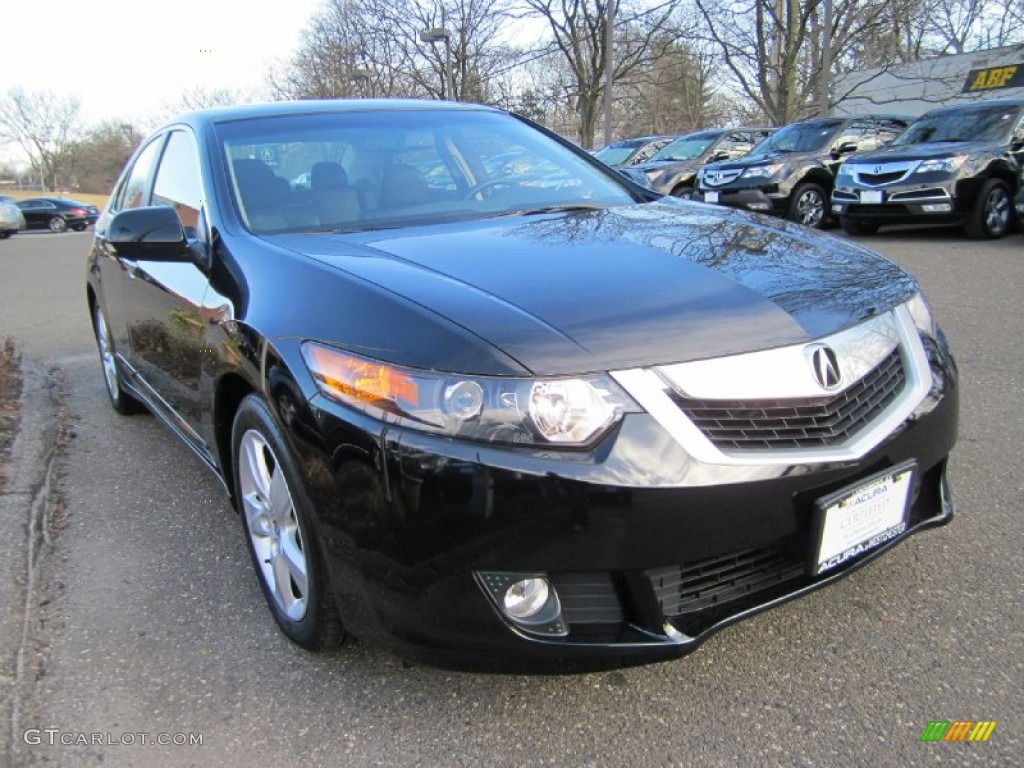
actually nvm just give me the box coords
[93,304,144,415]
[669,184,694,200]
[788,183,828,228]
[232,395,345,650]
[72,223,87,232]
[840,218,880,236]
[48,216,67,233]
[965,178,1012,239]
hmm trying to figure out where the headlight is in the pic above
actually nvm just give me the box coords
[644,168,664,182]
[741,163,783,179]
[905,292,937,337]
[837,163,854,177]
[301,342,638,446]
[914,156,967,174]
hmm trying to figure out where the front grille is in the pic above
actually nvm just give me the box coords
[647,541,805,622]
[857,171,906,185]
[670,348,906,451]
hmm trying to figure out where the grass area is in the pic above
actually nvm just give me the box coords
[2,189,109,209]
[0,338,22,494]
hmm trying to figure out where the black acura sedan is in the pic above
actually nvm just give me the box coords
[87,100,958,671]
[19,196,100,232]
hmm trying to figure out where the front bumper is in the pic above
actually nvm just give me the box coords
[285,330,959,672]
[695,184,788,215]
[832,178,967,224]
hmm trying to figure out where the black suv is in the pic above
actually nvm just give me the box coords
[695,115,910,228]
[592,135,675,168]
[620,127,774,199]
[832,99,1024,238]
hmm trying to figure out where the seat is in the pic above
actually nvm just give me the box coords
[377,164,430,210]
[310,161,360,228]
[232,159,317,231]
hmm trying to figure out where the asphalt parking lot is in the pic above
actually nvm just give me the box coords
[1,225,1021,767]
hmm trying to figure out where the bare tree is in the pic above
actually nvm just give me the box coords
[523,0,680,148]
[270,0,519,103]
[0,88,82,191]
[69,122,142,194]
[692,0,902,125]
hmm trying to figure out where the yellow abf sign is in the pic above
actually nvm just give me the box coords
[963,64,1024,92]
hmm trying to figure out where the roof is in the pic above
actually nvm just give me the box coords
[164,98,495,129]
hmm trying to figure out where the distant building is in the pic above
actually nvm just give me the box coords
[832,44,1024,117]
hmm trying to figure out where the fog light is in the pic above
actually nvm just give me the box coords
[503,578,549,619]
[476,571,568,636]
[922,203,952,213]
[832,204,843,213]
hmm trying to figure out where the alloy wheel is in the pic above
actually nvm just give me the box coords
[238,430,308,622]
[795,189,824,226]
[94,307,120,402]
[984,186,1011,236]
[49,216,67,233]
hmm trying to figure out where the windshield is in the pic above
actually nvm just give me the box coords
[593,142,643,165]
[893,105,1021,145]
[651,134,717,162]
[216,109,635,234]
[750,120,844,156]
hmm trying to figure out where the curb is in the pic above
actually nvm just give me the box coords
[0,361,60,765]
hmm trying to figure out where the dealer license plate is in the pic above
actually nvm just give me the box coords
[811,462,915,575]
[860,189,883,204]
[704,191,719,204]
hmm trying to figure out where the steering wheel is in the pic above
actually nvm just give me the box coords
[463,177,522,201]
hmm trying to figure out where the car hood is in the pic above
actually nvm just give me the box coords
[266,202,916,376]
[704,149,818,171]
[846,140,1000,163]
[632,159,702,175]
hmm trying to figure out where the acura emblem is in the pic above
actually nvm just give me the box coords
[873,165,883,174]
[809,344,842,391]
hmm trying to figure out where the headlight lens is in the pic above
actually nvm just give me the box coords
[905,292,937,337]
[837,163,854,177]
[915,156,967,174]
[741,163,783,179]
[301,342,638,446]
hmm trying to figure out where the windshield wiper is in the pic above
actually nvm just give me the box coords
[492,203,608,218]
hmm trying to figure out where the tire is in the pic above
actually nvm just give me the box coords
[48,216,67,233]
[231,395,345,650]
[840,218,880,236]
[0,231,10,239]
[93,303,145,415]
[788,182,828,228]
[72,223,87,232]
[965,178,1012,239]
[669,184,694,200]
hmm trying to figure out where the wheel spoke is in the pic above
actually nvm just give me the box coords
[241,434,272,500]
[268,464,293,524]
[280,531,308,599]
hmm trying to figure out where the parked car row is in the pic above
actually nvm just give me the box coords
[607,98,1024,239]
[0,196,100,237]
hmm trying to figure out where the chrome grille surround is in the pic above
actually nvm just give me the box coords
[846,160,919,186]
[611,306,933,466]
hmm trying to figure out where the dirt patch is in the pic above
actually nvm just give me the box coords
[0,337,22,494]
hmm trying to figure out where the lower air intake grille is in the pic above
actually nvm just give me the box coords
[647,542,805,619]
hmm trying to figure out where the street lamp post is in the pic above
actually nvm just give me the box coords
[419,27,455,102]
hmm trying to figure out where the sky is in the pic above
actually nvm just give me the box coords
[0,0,324,161]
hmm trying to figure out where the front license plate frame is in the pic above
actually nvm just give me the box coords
[860,189,883,204]
[810,461,916,576]
[704,191,720,204]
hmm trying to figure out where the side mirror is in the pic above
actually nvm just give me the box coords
[709,151,730,161]
[109,206,189,261]
[834,141,859,157]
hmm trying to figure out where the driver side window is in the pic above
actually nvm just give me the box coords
[152,130,206,243]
